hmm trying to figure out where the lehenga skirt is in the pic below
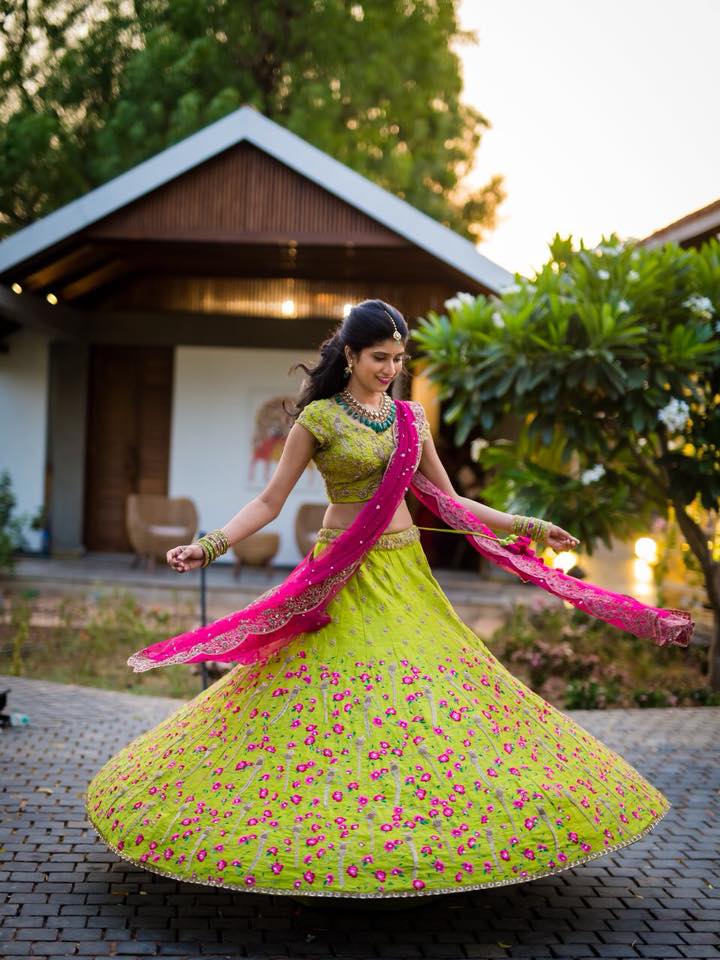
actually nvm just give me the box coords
[85,524,671,899]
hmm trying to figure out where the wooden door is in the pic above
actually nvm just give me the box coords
[84,345,173,551]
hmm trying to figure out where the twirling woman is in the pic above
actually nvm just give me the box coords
[85,299,693,899]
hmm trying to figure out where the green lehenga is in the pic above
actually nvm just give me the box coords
[85,525,670,898]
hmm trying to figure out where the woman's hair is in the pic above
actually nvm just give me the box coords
[287,299,409,417]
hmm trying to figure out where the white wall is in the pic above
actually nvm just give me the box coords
[171,346,327,566]
[0,328,49,552]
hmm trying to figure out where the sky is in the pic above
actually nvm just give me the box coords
[456,0,720,277]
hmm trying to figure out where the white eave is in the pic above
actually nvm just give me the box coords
[0,105,514,293]
[641,197,720,248]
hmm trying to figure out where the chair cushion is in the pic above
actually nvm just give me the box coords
[147,524,189,537]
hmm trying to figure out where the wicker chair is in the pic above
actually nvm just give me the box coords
[232,532,280,578]
[295,503,327,556]
[126,494,198,571]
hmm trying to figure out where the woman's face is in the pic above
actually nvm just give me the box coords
[347,338,407,392]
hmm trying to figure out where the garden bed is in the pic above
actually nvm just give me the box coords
[0,589,201,699]
[481,600,718,708]
[1,587,717,708]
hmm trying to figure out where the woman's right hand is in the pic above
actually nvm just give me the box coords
[167,543,205,573]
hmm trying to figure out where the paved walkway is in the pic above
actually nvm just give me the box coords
[1,676,718,960]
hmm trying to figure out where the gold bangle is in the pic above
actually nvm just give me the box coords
[196,529,230,568]
[512,514,550,551]
[198,540,213,567]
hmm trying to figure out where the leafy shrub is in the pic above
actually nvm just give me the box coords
[564,678,622,709]
[0,470,32,574]
[485,600,711,708]
[632,689,673,708]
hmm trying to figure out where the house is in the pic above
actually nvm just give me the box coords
[640,196,720,250]
[0,105,513,566]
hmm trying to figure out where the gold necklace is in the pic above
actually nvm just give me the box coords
[336,388,396,432]
[339,387,391,422]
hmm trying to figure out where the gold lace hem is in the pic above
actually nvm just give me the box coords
[84,796,670,900]
[316,525,421,550]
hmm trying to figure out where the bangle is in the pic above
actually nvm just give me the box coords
[511,514,551,553]
[196,529,230,567]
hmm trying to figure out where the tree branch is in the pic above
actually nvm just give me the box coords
[627,446,671,505]
[670,496,719,608]
[604,430,670,509]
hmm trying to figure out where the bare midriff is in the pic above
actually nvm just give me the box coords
[322,497,414,533]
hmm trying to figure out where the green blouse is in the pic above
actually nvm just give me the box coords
[295,396,430,503]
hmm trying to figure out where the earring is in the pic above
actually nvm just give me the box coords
[344,357,353,376]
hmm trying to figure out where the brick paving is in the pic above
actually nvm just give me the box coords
[1,675,718,960]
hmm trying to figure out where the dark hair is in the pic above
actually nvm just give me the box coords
[287,299,409,417]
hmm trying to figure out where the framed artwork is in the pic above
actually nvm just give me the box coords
[245,390,325,496]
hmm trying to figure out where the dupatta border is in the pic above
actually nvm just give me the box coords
[409,471,694,649]
[127,399,424,672]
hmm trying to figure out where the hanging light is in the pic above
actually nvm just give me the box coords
[552,550,578,573]
[11,282,22,294]
[46,293,58,305]
[634,537,657,564]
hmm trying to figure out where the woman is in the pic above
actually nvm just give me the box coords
[85,299,692,900]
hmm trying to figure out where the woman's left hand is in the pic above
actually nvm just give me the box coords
[547,524,580,552]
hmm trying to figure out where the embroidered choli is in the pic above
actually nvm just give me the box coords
[295,396,430,503]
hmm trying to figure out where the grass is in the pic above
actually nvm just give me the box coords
[0,589,203,700]
[1,587,717,709]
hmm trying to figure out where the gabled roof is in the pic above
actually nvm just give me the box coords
[0,105,513,293]
[641,196,720,248]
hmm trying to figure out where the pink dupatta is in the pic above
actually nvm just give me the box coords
[409,473,694,649]
[127,399,423,671]
[128,399,693,672]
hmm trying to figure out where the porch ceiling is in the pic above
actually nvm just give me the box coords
[1,114,508,331]
[2,235,488,309]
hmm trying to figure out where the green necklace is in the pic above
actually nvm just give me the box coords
[334,390,396,432]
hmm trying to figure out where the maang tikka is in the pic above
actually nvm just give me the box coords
[383,308,403,341]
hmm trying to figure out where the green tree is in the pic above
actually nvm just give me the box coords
[412,234,720,688]
[0,0,505,239]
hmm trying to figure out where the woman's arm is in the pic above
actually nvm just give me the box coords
[416,432,516,533]
[168,423,316,572]
[219,422,317,546]
[416,429,580,549]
